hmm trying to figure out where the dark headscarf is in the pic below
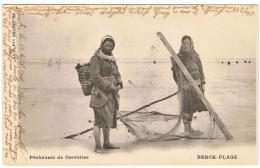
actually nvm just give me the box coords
[178,36,197,64]
[179,35,195,54]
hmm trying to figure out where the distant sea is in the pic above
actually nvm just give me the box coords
[20,57,256,144]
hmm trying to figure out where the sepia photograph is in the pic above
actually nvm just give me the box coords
[2,3,258,166]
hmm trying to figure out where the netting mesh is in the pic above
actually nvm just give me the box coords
[119,111,182,141]
[119,97,222,142]
[118,38,222,142]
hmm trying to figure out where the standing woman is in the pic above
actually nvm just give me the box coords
[89,35,123,154]
[171,36,207,136]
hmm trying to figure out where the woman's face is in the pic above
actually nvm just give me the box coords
[182,39,191,52]
[101,41,114,55]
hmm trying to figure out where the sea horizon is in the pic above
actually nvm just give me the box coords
[22,57,256,64]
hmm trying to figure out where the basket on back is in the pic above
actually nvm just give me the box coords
[75,63,92,96]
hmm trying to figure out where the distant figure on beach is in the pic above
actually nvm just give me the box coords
[89,35,123,154]
[236,61,239,64]
[228,61,230,65]
[153,60,156,64]
[249,61,251,63]
[171,35,207,136]
[221,61,224,64]
[244,60,247,63]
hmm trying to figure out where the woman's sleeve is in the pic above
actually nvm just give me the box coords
[90,57,112,91]
[170,57,178,84]
[114,62,123,88]
[196,55,206,84]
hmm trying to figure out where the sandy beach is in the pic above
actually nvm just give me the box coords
[2,4,258,165]
[18,58,257,165]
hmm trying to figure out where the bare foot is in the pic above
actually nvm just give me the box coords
[103,143,120,149]
[190,128,203,136]
[180,131,190,137]
[94,148,108,154]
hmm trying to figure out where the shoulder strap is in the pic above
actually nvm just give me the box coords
[89,55,104,67]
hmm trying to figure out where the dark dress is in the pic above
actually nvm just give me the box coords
[89,53,122,128]
[171,51,207,121]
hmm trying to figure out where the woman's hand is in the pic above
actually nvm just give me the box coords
[201,83,205,92]
[117,83,123,89]
[110,85,120,92]
[117,85,122,89]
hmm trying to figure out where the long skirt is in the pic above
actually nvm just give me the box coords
[93,93,118,128]
[181,85,207,121]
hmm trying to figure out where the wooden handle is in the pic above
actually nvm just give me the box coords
[157,32,233,140]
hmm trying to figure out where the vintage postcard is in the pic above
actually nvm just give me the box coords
[2,4,258,166]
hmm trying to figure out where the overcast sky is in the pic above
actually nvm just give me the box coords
[21,5,258,62]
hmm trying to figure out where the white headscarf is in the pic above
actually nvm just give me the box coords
[100,35,115,50]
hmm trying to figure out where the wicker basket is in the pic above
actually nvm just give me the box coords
[75,63,92,96]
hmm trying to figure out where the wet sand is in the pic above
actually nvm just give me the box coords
[19,59,257,164]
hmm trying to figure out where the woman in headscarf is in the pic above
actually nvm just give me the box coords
[171,35,207,136]
[89,35,123,154]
